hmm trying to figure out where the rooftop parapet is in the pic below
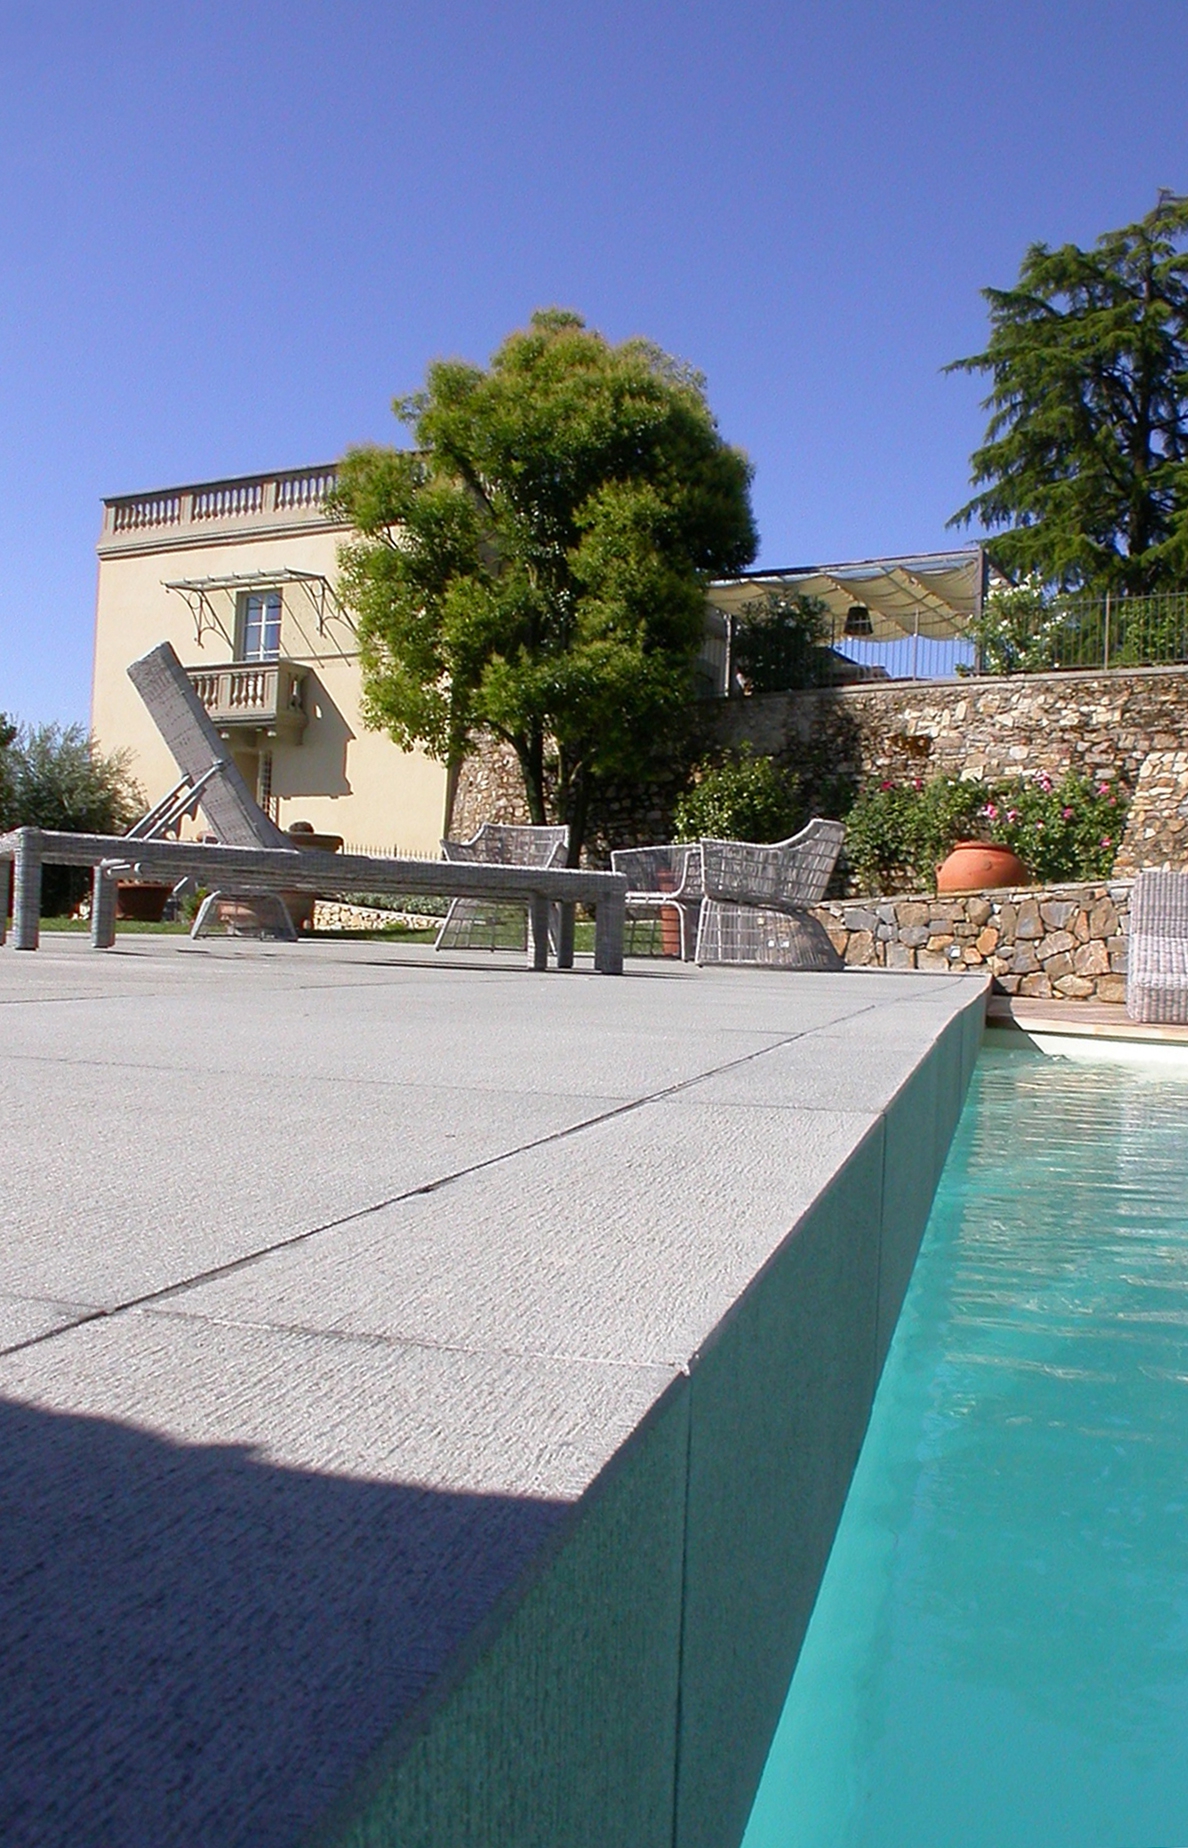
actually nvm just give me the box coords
[99,464,348,555]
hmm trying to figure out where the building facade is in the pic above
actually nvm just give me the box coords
[91,464,449,854]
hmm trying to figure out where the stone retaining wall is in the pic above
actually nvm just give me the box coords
[311,900,440,932]
[452,666,1188,877]
[811,880,1132,1001]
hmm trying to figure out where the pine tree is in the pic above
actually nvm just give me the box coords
[948,196,1188,592]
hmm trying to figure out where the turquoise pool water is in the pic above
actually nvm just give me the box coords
[742,1042,1188,1848]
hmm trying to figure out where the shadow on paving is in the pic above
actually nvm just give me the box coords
[0,1397,566,1847]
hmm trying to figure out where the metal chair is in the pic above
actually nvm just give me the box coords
[610,843,705,960]
[435,823,570,952]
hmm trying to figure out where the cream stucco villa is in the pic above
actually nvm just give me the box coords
[92,460,985,850]
[92,462,449,854]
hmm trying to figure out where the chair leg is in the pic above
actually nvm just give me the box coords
[693,899,710,965]
[529,895,551,970]
[91,867,118,949]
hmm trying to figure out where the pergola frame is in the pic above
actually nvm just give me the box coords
[163,568,355,650]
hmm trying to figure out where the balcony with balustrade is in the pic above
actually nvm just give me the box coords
[185,660,308,746]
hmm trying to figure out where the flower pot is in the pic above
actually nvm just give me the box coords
[936,841,1029,895]
[115,882,172,922]
[283,823,344,930]
[655,864,682,958]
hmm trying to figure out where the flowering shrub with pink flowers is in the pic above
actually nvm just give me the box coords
[844,770,1125,895]
[989,772,1124,885]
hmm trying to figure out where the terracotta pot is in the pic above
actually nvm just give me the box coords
[283,824,344,931]
[655,864,682,958]
[115,882,172,922]
[936,841,1029,895]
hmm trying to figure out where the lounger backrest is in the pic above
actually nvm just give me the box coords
[127,642,288,849]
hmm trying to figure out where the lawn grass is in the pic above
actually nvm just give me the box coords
[37,918,610,950]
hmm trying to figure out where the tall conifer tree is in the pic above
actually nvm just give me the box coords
[949,196,1188,592]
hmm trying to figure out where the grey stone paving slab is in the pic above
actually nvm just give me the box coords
[0,1062,626,1306]
[166,1097,884,1368]
[0,1311,679,1848]
[2,950,898,1100]
[0,1292,94,1351]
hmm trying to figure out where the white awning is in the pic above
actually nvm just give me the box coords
[707,548,986,643]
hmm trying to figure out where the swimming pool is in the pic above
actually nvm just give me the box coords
[742,1042,1188,1848]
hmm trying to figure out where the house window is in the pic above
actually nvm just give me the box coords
[238,590,282,660]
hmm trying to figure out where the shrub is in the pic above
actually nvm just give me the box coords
[0,722,143,913]
[960,575,1073,676]
[845,776,986,893]
[673,748,804,842]
[989,771,1124,884]
[845,770,1124,894]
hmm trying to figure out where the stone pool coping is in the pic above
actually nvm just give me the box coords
[0,937,985,1848]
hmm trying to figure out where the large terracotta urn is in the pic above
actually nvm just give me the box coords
[936,840,1028,894]
[283,822,344,930]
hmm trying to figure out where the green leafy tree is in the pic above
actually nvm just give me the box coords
[331,310,757,862]
[948,196,1188,593]
[731,590,834,692]
[1,722,142,913]
[0,713,16,826]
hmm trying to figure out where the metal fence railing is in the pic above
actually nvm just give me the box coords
[698,589,1188,692]
[977,589,1188,674]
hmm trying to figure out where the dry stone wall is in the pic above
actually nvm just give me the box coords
[811,880,1131,1002]
[450,738,692,861]
[712,665,1188,794]
[453,666,1188,876]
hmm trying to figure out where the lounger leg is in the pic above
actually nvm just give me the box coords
[91,867,118,949]
[529,895,551,970]
[593,891,625,976]
[0,856,10,945]
[557,902,575,969]
[190,891,219,939]
[13,831,42,950]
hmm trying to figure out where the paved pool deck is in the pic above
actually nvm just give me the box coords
[0,935,986,1848]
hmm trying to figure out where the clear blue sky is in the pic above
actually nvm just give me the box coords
[2,0,1186,725]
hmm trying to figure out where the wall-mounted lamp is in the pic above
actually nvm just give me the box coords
[844,604,873,637]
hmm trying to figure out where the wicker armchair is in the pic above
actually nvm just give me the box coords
[613,819,845,967]
[695,819,845,965]
[436,823,570,951]
[610,843,705,961]
[1126,869,1188,1023]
